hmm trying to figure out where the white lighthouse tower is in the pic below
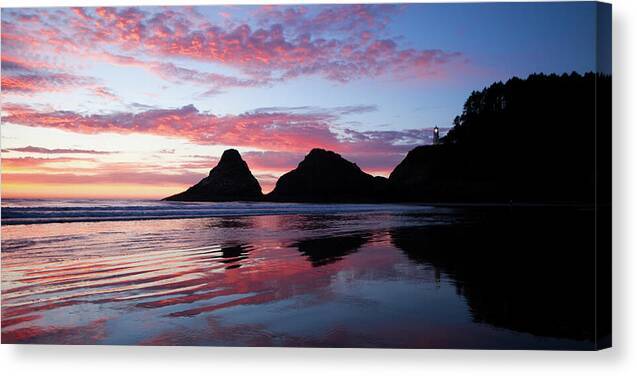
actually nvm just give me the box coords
[433,126,440,145]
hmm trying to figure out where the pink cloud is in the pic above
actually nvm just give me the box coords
[93,86,119,101]
[2,104,329,152]
[1,55,61,72]
[4,146,116,154]
[2,6,465,91]
[1,72,95,94]
[90,52,270,95]
[0,54,120,99]
[3,104,432,157]
[254,5,399,37]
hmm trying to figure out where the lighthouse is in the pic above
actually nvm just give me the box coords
[433,126,440,145]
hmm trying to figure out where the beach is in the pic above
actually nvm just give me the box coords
[1,200,597,348]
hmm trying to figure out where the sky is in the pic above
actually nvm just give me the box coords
[1,2,610,199]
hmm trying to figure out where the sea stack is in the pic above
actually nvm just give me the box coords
[164,149,262,202]
[387,144,456,202]
[266,148,387,203]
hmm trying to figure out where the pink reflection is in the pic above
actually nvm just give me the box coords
[1,213,435,346]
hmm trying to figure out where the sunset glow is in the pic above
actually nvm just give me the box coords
[1,3,601,198]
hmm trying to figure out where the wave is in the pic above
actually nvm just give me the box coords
[1,199,429,225]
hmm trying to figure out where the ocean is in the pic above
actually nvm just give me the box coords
[1,199,598,348]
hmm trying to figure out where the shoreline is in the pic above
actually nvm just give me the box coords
[0,200,598,226]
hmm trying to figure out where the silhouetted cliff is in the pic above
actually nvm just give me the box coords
[266,148,387,202]
[164,149,262,202]
[389,72,611,203]
[165,72,610,205]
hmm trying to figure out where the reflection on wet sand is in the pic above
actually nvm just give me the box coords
[295,233,371,266]
[390,206,608,344]
[1,207,605,348]
[218,243,253,268]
